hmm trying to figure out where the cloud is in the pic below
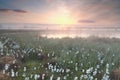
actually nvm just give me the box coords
[13,9,27,13]
[78,20,95,23]
[64,0,120,25]
[0,9,27,13]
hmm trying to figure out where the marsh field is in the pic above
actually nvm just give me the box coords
[0,30,120,80]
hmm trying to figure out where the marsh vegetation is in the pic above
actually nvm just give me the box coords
[0,31,120,80]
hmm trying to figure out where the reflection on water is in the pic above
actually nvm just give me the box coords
[1,24,120,38]
[41,34,89,38]
[40,29,120,38]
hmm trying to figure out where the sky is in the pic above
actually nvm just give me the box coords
[0,0,120,25]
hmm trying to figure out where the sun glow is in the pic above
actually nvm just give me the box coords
[49,7,76,25]
[54,14,75,25]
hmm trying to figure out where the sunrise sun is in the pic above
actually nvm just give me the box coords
[49,7,76,25]
[54,15,75,25]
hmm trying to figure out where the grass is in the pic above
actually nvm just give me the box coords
[0,32,120,80]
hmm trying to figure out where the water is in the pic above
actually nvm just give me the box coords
[40,29,120,38]
[1,23,120,38]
